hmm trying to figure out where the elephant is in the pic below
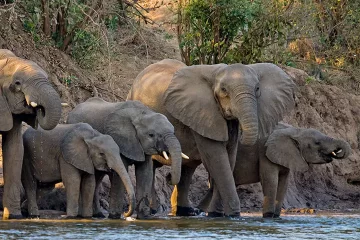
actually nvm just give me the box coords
[127,59,296,217]
[21,123,135,219]
[0,49,62,219]
[195,123,352,218]
[67,97,183,219]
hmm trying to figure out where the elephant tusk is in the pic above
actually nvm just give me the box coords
[181,152,189,159]
[336,149,342,154]
[61,103,69,107]
[331,152,336,156]
[162,151,169,160]
[30,102,38,107]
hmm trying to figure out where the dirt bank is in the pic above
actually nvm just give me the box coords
[0,4,359,216]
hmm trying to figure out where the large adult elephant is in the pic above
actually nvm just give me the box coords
[67,98,183,219]
[0,49,62,219]
[127,59,296,217]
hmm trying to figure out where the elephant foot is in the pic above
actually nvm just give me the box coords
[263,212,275,218]
[176,206,200,216]
[29,215,40,219]
[93,212,107,218]
[273,213,280,218]
[207,212,224,218]
[108,213,122,219]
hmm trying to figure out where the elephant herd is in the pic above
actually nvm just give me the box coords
[0,49,352,220]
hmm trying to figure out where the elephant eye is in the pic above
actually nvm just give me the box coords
[149,133,155,138]
[10,80,22,92]
[221,87,227,93]
[99,152,105,157]
[255,85,261,98]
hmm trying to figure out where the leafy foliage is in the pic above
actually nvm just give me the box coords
[177,0,260,65]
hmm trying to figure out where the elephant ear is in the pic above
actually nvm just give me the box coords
[265,128,308,172]
[248,63,296,138]
[0,92,13,131]
[164,64,228,141]
[104,109,145,162]
[61,125,95,174]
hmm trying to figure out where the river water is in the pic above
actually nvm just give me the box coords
[0,213,359,239]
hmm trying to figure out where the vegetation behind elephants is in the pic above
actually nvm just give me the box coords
[0,0,359,215]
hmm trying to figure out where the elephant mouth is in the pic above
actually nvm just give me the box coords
[319,148,344,163]
[11,99,36,115]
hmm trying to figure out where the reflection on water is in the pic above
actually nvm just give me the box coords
[0,214,360,239]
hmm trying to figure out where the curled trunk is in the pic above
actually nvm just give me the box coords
[26,82,62,130]
[112,159,136,218]
[164,133,182,185]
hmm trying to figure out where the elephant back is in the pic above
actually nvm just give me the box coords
[127,59,186,115]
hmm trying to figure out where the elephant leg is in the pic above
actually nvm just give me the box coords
[260,168,279,218]
[193,133,240,217]
[2,118,24,219]
[196,182,213,213]
[150,162,161,215]
[80,173,96,218]
[93,171,106,218]
[172,164,199,216]
[206,182,225,217]
[108,160,129,219]
[135,157,153,219]
[274,170,290,218]
[21,157,39,218]
[60,161,81,218]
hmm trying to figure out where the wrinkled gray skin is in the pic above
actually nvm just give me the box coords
[67,98,182,219]
[196,123,352,218]
[0,49,62,219]
[21,123,135,219]
[127,59,295,217]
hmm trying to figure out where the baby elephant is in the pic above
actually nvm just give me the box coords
[197,123,351,218]
[21,123,135,218]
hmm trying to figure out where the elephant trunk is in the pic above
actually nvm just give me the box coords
[232,92,258,146]
[325,137,352,159]
[25,81,62,130]
[164,133,182,185]
[111,157,136,218]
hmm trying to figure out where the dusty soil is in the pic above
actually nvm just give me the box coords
[0,2,359,216]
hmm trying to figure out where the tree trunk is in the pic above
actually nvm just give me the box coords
[41,0,51,37]
[61,0,102,51]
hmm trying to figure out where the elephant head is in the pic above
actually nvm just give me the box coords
[0,49,61,131]
[61,123,135,217]
[265,124,352,171]
[164,62,295,145]
[103,101,182,185]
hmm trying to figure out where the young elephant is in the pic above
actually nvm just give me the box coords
[185,123,351,218]
[21,123,135,218]
[67,98,183,219]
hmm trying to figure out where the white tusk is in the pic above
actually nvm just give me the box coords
[336,149,342,154]
[162,151,169,160]
[181,152,189,159]
[331,152,336,156]
[61,103,69,107]
[30,102,38,107]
